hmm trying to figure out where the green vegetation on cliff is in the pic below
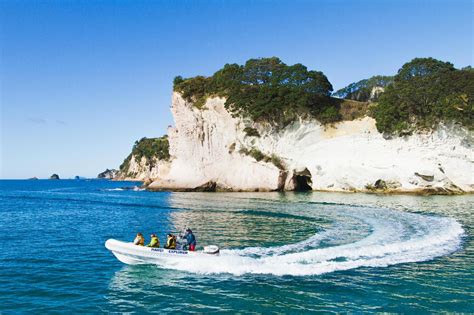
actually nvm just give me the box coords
[243,127,260,137]
[119,136,170,173]
[372,58,474,135]
[238,146,285,170]
[174,57,339,126]
[174,57,473,136]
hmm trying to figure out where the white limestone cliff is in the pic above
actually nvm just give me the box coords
[132,92,473,194]
[116,155,170,181]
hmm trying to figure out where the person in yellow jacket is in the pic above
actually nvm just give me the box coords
[147,233,160,248]
[133,232,145,246]
[164,234,177,249]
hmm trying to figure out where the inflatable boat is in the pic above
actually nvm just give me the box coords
[105,239,220,265]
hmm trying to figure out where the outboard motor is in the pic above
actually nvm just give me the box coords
[203,245,220,255]
[176,234,187,250]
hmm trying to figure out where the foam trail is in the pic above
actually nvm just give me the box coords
[156,207,465,276]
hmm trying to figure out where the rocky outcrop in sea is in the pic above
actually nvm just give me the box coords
[97,169,119,179]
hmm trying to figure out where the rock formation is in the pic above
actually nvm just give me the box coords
[118,93,473,194]
[49,174,60,180]
[97,169,119,179]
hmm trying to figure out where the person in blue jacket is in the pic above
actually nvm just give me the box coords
[185,228,196,251]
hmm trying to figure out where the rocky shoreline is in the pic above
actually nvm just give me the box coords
[144,180,470,195]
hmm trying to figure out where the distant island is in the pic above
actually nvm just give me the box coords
[97,169,119,179]
[113,57,473,194]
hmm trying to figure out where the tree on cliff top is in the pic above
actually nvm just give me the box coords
[174,57,338,126]
[373,57,474,135]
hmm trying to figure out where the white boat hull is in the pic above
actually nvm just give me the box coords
[105,239,207,265]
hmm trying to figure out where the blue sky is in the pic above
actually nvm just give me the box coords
[1,0,472,179]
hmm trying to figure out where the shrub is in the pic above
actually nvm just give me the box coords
[119,136,170,172]
[243,127,260,137]
[248,148,265,161]
[270,154,285,170]
[238,147,249,155]
[174,76,212,108]
[238,147,286,170]
[316,106,342,124]
[132,136,170,162]
[173,76,184,86]
[228,142,236,153]
[119,154,132,173]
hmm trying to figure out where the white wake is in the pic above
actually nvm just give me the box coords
[155,207,464,276]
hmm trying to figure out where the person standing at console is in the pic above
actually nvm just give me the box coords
[185,229,196,251]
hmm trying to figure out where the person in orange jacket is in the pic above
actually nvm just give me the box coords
[133,232,145,246]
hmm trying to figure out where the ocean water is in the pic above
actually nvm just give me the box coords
[0,180,472,313]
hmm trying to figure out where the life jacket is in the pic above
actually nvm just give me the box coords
[166,235,176,249]
[134,235,145,246]
[148,236,160,248]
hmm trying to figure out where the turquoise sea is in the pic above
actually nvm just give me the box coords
[0,180,472,313]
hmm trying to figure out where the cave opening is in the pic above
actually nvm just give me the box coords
[292,168,313,191]
[294,175,312,191]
